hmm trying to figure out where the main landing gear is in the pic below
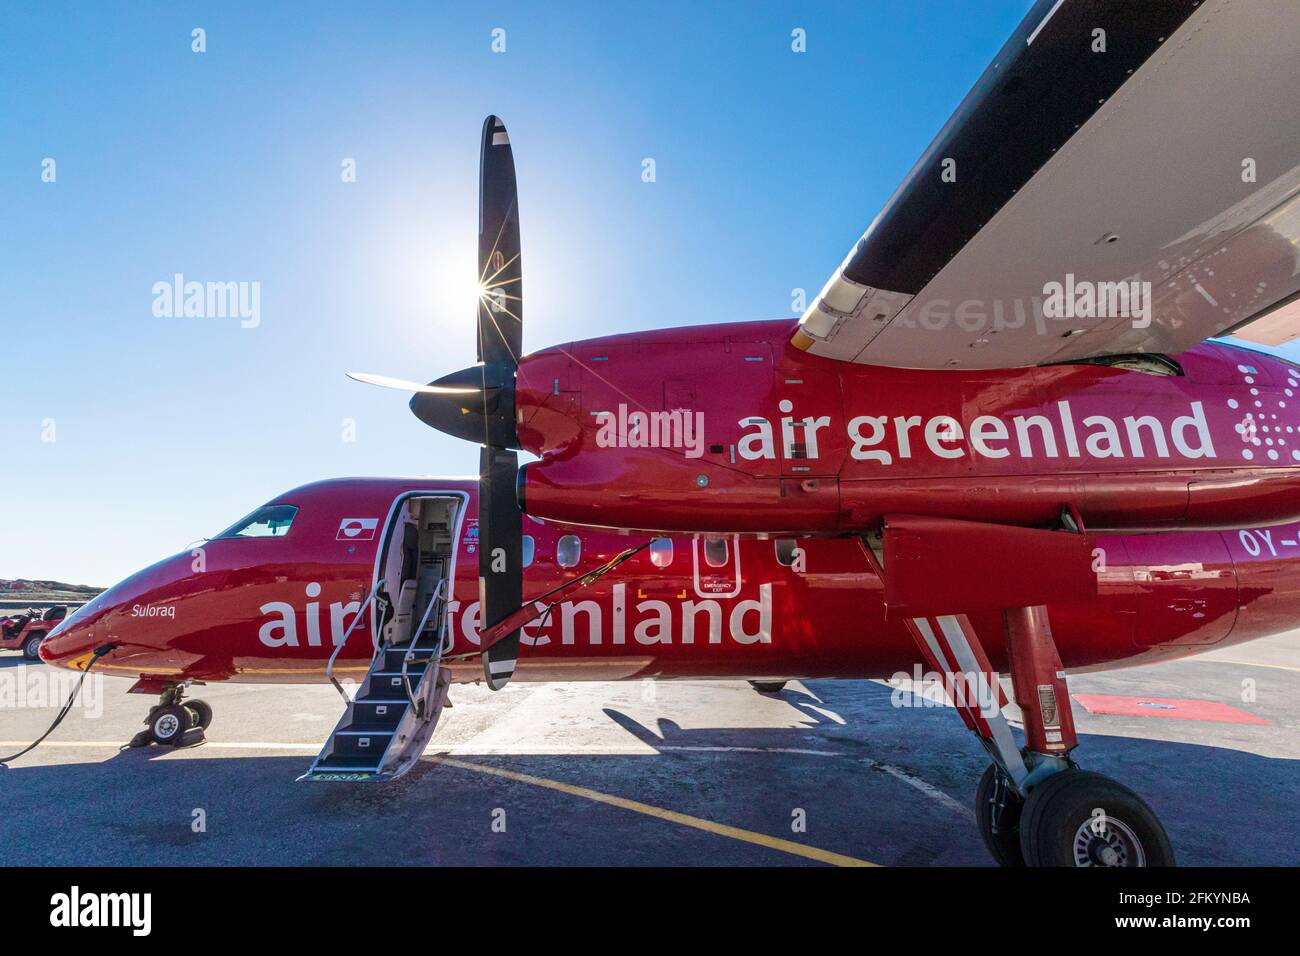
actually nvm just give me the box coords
[909,607,1175,867]
[128,683,211,749]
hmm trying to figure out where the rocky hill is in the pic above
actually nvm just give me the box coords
[0,579,103,605]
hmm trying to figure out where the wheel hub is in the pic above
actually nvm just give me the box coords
[154,713,179,739]
[1073,816,1145,867]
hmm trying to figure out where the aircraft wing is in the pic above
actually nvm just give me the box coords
[793,0,1300,370]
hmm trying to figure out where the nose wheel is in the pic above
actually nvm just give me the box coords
[128,683,209,749]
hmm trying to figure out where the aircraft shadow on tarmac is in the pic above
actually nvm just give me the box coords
[599,679,1300,867]
[1,679,1296,866]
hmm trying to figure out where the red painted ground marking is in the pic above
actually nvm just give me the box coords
[1071,694,1269,725]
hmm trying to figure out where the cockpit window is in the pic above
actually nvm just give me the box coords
[217,504,299,539]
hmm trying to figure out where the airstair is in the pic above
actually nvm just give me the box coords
[300,577,453,782]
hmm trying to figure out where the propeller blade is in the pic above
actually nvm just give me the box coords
[477,115,523,369]
[479,445,524,689]
[347,372,480,395]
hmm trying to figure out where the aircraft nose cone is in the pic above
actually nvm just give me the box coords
[39,614,95,668]
[409,363,518,448]
[36,551,190,672]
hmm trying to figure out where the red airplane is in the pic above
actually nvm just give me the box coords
[37,0,1300,868]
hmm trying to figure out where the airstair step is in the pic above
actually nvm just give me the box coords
[381,647,432,672]
[331,729,394,756]
[346,699,408,730]
[311,754,383,772]
[367,671,426,697]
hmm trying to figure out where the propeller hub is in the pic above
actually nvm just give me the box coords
[408,363,518,448]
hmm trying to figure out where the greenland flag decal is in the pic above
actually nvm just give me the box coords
[336,517,379,541]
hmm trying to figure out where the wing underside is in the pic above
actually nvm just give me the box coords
[795,0,1300,370]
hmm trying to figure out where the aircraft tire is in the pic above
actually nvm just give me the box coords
[1019,770,1174,867]
[185,698,214,729]
[748,681,787,693]
[149,703,194,746]
[975,763,1025,866]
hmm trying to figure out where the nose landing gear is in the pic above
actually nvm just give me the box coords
[128,683,210,749]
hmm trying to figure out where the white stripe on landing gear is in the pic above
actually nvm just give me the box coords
[925,615,1029,787]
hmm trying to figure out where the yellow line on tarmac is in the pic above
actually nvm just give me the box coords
[431,755,878,867]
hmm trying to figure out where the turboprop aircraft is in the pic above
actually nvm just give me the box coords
[35,0,1300,867]
[36,472,1300,868]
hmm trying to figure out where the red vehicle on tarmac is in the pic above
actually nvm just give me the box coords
[1,606,66,660]
[32,1,1300,867]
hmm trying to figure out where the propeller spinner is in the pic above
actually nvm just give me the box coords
[348,115,526,690]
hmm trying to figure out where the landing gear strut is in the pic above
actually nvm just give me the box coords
[860,538,1174,867]
[128,683,210,749]
[952,606,1174,867]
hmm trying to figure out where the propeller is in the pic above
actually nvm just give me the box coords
[347,115,526,690]
[345,372,479,395]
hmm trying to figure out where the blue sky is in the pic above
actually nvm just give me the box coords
[2,2,1282,586]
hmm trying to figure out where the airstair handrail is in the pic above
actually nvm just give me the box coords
[401,578,448,717]
[326,578,385,703]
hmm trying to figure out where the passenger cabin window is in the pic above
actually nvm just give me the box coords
[522,535,535,568]
[217,504,299,539]
[649,538,674,568]
[557,534,581,568]
[703,536,729,568]
[774,538,799,567]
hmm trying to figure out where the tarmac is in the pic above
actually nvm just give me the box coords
[1,631,1296,866]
